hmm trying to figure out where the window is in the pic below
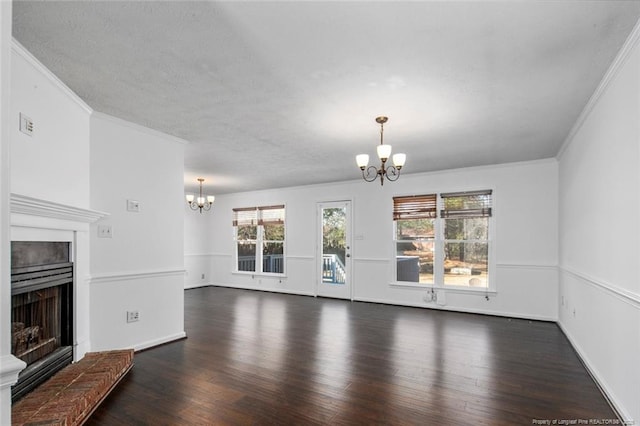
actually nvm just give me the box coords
[393,194,437,284]
[233,205,285,274]
[393,190,492,289]
[441,190,491,288]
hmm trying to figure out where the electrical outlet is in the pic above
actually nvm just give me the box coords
[201,273,205,280]
[97,225,113,238]
[19,113,34,136]
[127,311,140,323]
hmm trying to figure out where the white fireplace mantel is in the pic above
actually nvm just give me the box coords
[8,193,109,378]
[10,193,108,225]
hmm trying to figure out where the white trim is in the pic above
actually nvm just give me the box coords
[353,257,389,263]
[185,283,213,290]
[287,255,314,260]
[226,159,558,198]
[11,38,92,114]
[557,322,633,425]
[185,252,229,258]
[232,270,286,279]
[353,296,556,322]
[557,18,640,160]
[91,111,189,146]
[560,266,640,308]
[89,268,185,284]
[211,282,315,297]
[390,281,433,289]
[496,263,557,270]
[184,253,313,260]
[389,281,498,295]
[0,355,26,389]
[11,193,108,223]
[133,332,187,352]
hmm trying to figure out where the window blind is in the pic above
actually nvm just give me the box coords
[258,205,285,225]
[440,190,492,218]
[393,194,437,220]
[232,207,258,226]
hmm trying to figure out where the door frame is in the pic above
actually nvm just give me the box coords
[316,199,353,300]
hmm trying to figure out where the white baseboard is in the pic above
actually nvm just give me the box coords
[209,282,315,297]
[133,332,187,352]
[557,322,633,425]
[353,296,557,322]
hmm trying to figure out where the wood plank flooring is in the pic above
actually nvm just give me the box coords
[86,286,617,425]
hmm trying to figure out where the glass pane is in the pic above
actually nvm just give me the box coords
[264,223,284,241]
[237,242,256,272]
[444,242,488,287]
[237,224,257,240]
[263,242,284,274]
[443,193,491,210]
[322,207,346,284]
[396,241,434,283]
[396,218,435,240]
[444,217,488,240]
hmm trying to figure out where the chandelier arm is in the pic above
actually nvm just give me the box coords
[385,166,401,182]
[362,165,380,182]
[188,202,200,211]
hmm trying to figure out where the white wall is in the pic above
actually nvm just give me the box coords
[10,42,91,209]
[89,113,186,351]
[186,158,559,321]
[557,21,640,424]
[184,202,216,288]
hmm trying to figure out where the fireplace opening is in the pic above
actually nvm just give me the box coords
[11,242,74,402]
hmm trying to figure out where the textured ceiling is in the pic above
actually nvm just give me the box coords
[12,1,640,195]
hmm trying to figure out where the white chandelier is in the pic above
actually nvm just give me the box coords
[356,116,406,185]
[186,178,215,213]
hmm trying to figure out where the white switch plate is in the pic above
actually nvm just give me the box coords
[97,225,113,238]
[127,199,140,212]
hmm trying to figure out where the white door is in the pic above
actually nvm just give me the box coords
[317,201,352,299]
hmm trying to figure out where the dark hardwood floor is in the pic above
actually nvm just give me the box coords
[86,286,616,425]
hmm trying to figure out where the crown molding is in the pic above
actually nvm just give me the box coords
[557,18,640,160]
[11,38,92,115]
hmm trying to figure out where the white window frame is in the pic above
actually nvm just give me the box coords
[233,205,286,277]
[392,190,494,294]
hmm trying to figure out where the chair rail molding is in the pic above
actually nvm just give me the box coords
[560,266,640,308]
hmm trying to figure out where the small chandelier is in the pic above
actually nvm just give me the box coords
[356,116,406,186]
[186,178,215,213]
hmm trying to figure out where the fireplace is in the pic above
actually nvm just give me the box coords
[10,241,74,401]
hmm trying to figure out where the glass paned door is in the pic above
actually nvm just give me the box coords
[317,201,351,299]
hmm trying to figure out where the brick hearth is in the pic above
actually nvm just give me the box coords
[12,349,134,425]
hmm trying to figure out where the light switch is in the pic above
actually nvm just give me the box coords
[98,225,113,238]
